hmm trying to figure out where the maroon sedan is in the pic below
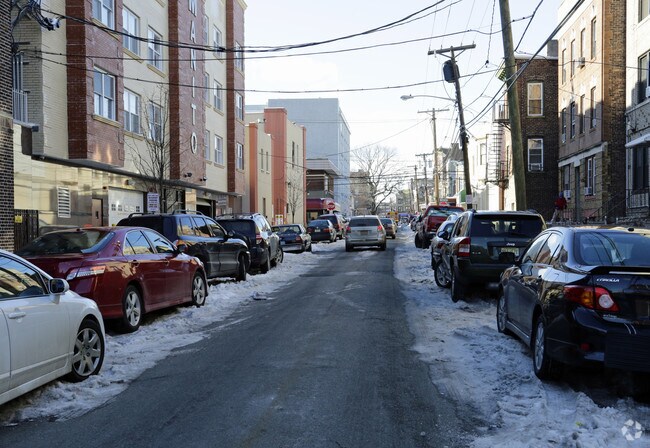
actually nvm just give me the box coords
[16,226,207,332]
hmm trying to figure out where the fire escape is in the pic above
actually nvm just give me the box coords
[487,100,511,192]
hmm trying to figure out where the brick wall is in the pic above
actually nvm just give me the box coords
[0,0,14,250]
[226,0,245,199]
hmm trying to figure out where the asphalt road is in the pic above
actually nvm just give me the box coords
[0,242,473,447]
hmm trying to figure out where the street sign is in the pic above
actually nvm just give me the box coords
[326,202,335,211]
[147,192,160,213]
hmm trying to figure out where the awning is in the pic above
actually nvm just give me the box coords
[625,134,650,148]
[196,198,212,207]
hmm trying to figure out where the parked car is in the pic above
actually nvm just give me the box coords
[430,219,456,276]
[16,227,208,332]
[306,219,337,243]
[415,204,465,249]
[345,215,387,251]
[318,213,347,240]
[117,211,249,282]
[497,226,650,380]
[380,218,397,239]
[215,214,282,273]
[443,210,546,302]
[0,249,105,406]
[273,224,312,253]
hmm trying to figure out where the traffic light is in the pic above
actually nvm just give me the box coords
[443,60,459,83]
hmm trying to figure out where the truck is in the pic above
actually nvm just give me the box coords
[414,204,464,249]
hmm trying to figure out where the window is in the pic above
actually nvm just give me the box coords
[260,148,264,171]
[633,147,649,190]
[124,231,154,255]
[642,0,649,22]
[527,138,543,172]
[561,49,566,84]
[204,130,210,160]
[143,230,174,254]
[570,101,576,139]
[562,165,571,192]
[579,94,586,134]
[214,81,223,110]
[561,107,567,143]
[215,134,223,165]
[236,143,244,170]
[292,142,296,166]
[580,29,585,59]
[234,42,244,71]
[527,82,543,116]
[148,101,162,142]
[213,26,223,57]
[92,0,114,28]
[266,151,269,172]
[57,186,71,218]
[122,8,139,55]
[148,28,163,71]
[590,18,597,59]
[203,73,210,102]
[202,15,209,45]
[586,156,596,195]
[0,257,45,298]
[639,53,649,103]
[93,69,115,120]
[590,87,597,128]
[479,143,486,165]
[570,40,576,77]
[235,92,243,120]
[124,89,140,133]
[12,53,27,122]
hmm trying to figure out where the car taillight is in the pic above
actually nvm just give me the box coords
[256,233,263,245]
[67,265,106,281]
[346,226,351,233]
[457,237,471,257]
[294,236,302,242]
[377,225,383,232]
[324,228,330,232]
[563,285,620,312]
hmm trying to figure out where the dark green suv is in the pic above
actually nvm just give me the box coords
[443,210,546,302]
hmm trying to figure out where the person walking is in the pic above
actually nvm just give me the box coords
[550,191,567,224]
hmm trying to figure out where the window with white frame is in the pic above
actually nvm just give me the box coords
[639,53,649,103]
[213,26,223,57]
[235,92,243,120]
[214,81,223,110]
[586,156,596,195]
[93,69,115,120]
[561,49,566,84]
[527,82,543,116]
[266,151,270,172]
[570,40,576,77]
[124,89,140,133]
[148,101,162,142]
[234,42,244,71]
[561,107,566,143]
[12,53,27,122]
[580,29,585,60]
[202,15,209,45]
[570,101,576,139]
[580,94,586,134]
[562,165,571,193]
[93,0,114,29]
[633,146,649,190]
[203,73,210,102]
[479,143,486,165]
[148,28,163,71]
[527,138,543,172]
[260,148,264,171]
[122,8,139,55]
[204,130,210,160]
[590,18,597,59]
[590,87,597,128]
[236,142,244,170]
[215,135,223,165]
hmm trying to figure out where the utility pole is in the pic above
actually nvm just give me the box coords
[416,153,431,205]
[419,108,449,205]
[499,0,527,210]
[429,44,476,209]
[414,166,421,211]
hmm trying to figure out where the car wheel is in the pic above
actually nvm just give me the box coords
[532,314,561,380]
[392,235,396,239]
[414,234,422,248]
[496,293,514,335]
[272,247,284,266]
[423,238,430,249]
[380,242,386,251]
[450,267,464,303]
[236,255,247,282]
[345,244,352,252]
[191,272,207,306]
[434,261,451,289]
[307,242,312,252]
[260,250,271,273]
[66,319,105,382]
[121,285,143,333]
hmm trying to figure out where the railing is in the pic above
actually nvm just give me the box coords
[492,99,508,123]
[13,89,28,123]
[627,187,650,210]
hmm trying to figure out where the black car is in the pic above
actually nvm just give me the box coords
[430,219,456,288]
[317,213,347,240]
[444,210,546,302]
[272,224,312,253]
[215,213,282,273]
[117,211,249,282]
[306,219,337,243]
[498,226,650,380]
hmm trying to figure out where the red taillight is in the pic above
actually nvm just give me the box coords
[377,225,383,232]
[67,265,106,281]
[563,285,620,312]
[346,225,351,233]
[324,228,331,232]
[294,236,302,242]
[256,233,263,245]
[457,237,471,257]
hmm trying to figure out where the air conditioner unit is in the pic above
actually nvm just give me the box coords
[563,189,571,199]
[528,163,542,172]
[584,186,593,196]
[577,57,585,68]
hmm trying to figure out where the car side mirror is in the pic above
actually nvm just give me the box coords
[50,278,70,295]
[439,230,449,240]
[175,243,188,254]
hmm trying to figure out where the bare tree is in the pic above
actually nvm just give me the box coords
[286,169,304,223]
[351,145,402,215]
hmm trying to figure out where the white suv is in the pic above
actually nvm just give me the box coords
[345,215,387,251]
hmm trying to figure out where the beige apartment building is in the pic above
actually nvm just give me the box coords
[11,0,245,244]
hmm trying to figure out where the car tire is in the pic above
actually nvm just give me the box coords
[434,261,451,289]
[496,293,514,336]
[191,272,207,306]
[345,244,352,252]
[272,247,283,266]
[423,238,430,249]
[532,314,561,380]
[260,250,271,273]
[306,242,312,252]
[121,285,143,333]
[450,267,464,303]
[235,254,247,282]
[414,234,422,248]
[380,242,386,251]
[66,318,105,382]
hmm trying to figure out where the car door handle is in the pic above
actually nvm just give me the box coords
[8,311,26,319]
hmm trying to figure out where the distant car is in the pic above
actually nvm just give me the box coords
[345,215,387,251]
[117,211,249,282]
[498,226,650,380]
[273,224,312,253]
[318,213,347,240]
[0,249,105,406]
[380,218,397,239]
[16,227,208,333]
[306,219,337,243]
[430,219,456,272]
[415,205,465,249]
[216,213,283,273]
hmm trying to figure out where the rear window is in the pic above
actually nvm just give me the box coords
[16,230,114,256]
[350,218,380,227]
[470,215,543,238]
[308,220,329,227]
[278,225,301,233]
[217,219,256,236]
[575,231,650,266]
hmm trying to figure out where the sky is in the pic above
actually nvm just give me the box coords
[2,230,648,447]
[244,0,561,173]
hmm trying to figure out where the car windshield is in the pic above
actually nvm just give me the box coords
[16,230,114,256]
[471,216,543,238]
[350,218,379,227]
[308,220,329,227]
[575,231,650,266]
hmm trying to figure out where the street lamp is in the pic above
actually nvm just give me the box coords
[402,94,454,205]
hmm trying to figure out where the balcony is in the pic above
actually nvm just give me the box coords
[492,99,509,124]
[13,89,28,123]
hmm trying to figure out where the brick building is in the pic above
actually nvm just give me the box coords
[0,0,14,250]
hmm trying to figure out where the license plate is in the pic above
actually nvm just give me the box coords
[635,300,650,319]
[280,241,285,245]
[360,230,369,235]
[500,247,519,256]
